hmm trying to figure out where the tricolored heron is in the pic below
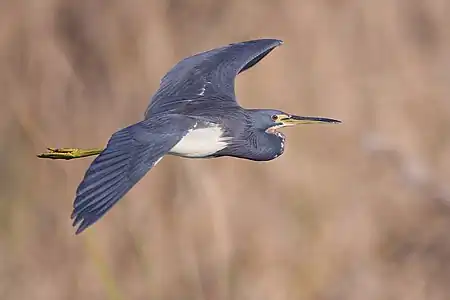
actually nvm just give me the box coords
[38,39,341,234]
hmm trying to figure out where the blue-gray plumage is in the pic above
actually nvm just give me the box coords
[39,39,341,234]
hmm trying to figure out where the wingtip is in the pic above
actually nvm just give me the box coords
[262,38,283,46]
[267,39,283,48]
[75,225,85,235]
[73,217,92,235]
[237,38,284,48]
[71,208,94,235]
[259,38,284,46]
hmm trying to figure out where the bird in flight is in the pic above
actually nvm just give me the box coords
[38,39,341,234]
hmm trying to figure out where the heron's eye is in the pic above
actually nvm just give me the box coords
[271,115,278,121]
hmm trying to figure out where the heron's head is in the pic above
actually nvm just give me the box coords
[251,109,342,136]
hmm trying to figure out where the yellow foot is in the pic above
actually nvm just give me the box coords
[37,147,103,160]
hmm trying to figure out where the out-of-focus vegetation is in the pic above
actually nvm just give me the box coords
[1,0,450,299]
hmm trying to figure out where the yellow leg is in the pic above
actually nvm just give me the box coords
[37,147,104,160]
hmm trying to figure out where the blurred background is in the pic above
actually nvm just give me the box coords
[1,0,450,299]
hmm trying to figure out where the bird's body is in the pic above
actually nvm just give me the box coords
[152,106,286,161]
[38,38,341,234]
[169,121,231,158]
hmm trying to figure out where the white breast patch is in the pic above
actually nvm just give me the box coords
[169,124,231,158]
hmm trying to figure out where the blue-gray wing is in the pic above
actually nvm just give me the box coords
[145,39,283,117]
[71,116,193,234]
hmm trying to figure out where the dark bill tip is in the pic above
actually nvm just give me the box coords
[285,115,342,124]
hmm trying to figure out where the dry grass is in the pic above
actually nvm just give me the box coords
[1,0,450,299]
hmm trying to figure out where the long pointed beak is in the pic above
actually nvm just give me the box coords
[280,115,342,125]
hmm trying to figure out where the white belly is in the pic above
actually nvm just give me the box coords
[170,125,231,158]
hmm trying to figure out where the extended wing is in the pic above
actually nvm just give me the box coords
[71,115,195,234]
[145,39,283,117]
